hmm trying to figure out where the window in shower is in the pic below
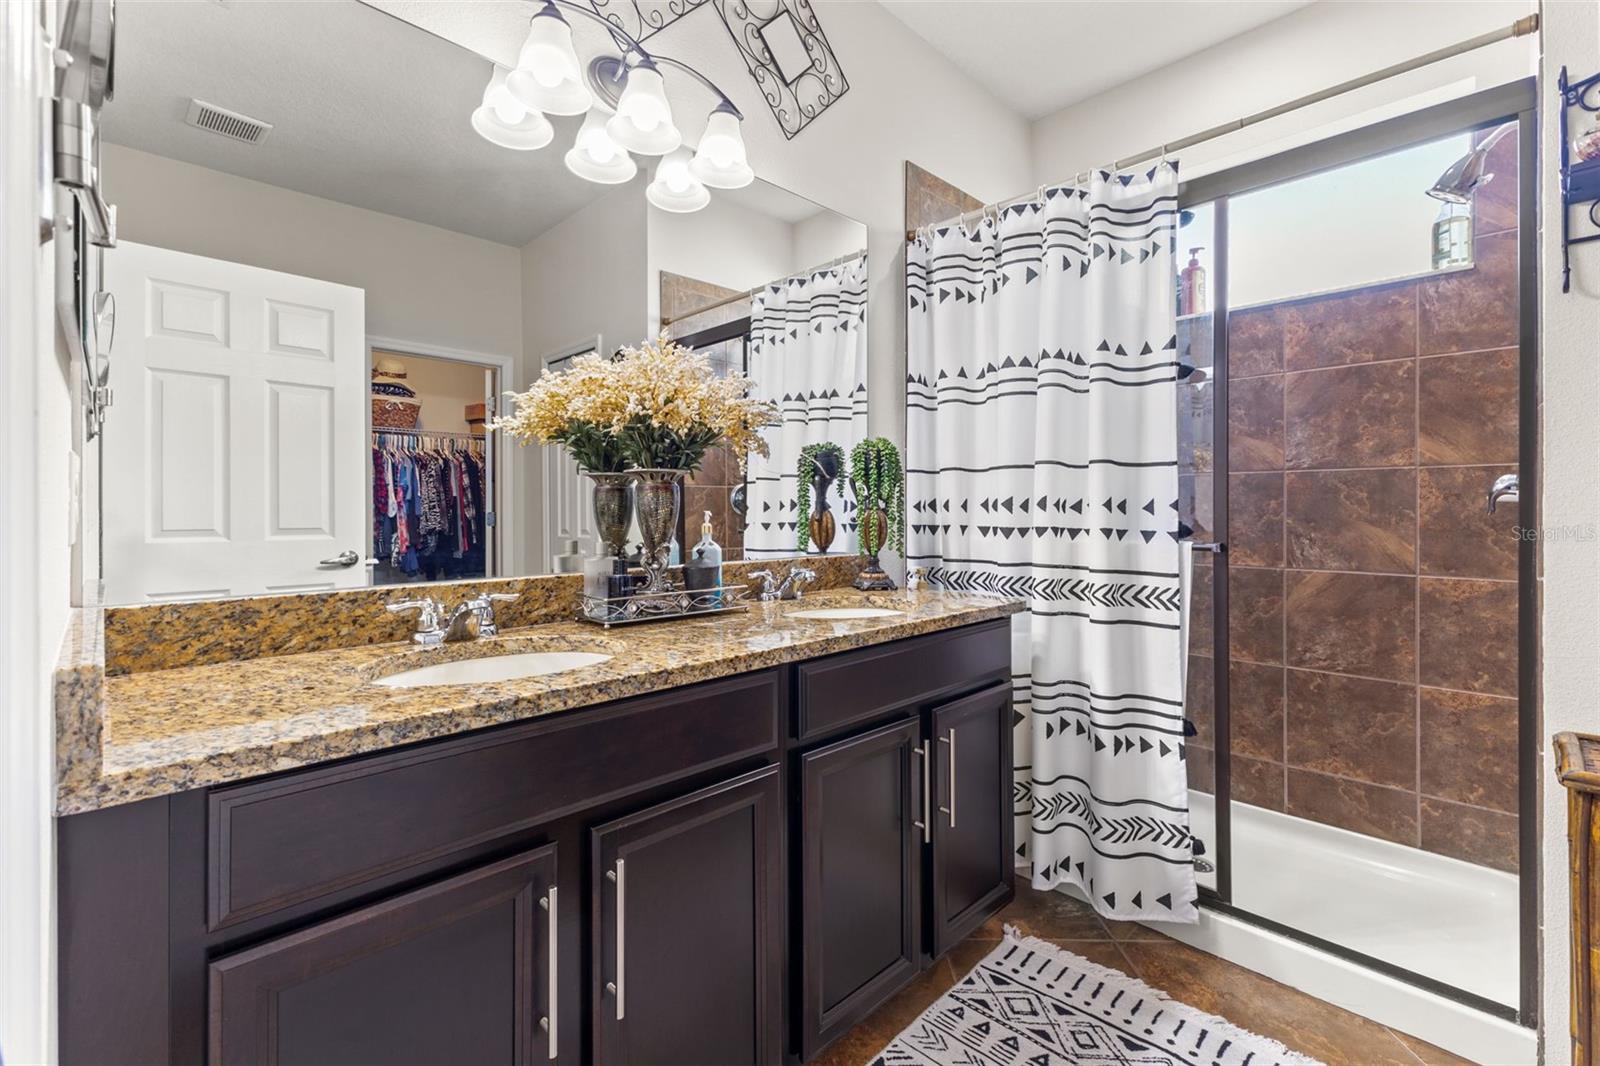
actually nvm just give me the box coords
[1179,106,1529,1020]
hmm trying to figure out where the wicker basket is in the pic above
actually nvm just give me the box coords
[372,396,421,429]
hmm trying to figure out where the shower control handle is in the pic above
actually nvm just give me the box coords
[1190,541,1226,554]
[1487,474,1519,514]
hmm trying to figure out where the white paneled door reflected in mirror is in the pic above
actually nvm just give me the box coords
[90,0,866,606]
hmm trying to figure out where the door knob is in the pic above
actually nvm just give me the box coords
[1487,474,1519,514]
[318,549,360,568]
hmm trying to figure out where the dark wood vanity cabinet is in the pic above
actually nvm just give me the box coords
[793,625,1014,1059]
[57,618,1013,1066]
[209,845,558,1065]
[930,682,1014,956]
[591,765,783,1066]
[798,718,925,1058]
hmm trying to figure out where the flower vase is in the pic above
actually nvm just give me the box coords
[807,471,837,554]
[632,468,686,592]
[584,471,634,560]
[854,506,898,591]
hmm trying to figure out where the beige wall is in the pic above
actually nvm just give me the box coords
[624,0,1035,451]
[1541,4,1600,1062]
[101,143,524,359]
[518,183,649,574]
[1029,1,1535,185]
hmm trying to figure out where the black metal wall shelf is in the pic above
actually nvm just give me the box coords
[1559,66,1600,292]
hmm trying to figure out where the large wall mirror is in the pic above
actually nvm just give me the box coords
[90,0,867,606]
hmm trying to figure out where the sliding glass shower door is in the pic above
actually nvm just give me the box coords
[1177,91,1534,1024]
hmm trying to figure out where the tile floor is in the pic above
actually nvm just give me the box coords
[814,884,1478,1066]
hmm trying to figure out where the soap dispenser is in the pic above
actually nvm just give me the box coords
[693,510,723,603]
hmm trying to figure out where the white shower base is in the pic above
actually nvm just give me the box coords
[1114,792,1534,1064]
[1186,792,1519,1006]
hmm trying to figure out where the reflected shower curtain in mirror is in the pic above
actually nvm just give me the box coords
[906,168,1197,922]
[744,255,869,556]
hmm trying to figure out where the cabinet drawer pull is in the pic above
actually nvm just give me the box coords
[913,740,930,843]
[539,885,558,1058]
[605,858,626,1021]
[939,730,956,829]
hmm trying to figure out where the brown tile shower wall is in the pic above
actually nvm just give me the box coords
[1182,134,1521,873]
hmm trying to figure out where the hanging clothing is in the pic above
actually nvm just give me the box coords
[905,166,1196,924]
[744,254,869,557]
[371,434,488,583]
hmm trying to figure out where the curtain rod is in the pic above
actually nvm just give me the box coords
[661,248,867,326]
[904,13,1539,242]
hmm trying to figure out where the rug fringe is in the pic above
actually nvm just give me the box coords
[998,927,1326,1066]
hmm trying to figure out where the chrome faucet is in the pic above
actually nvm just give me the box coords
[749,565,817,602]
[1487,473,1519,514]
[387,597,447,645]
[388,592,518,645]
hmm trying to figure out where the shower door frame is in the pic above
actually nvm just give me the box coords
[1178,77,1539,1027]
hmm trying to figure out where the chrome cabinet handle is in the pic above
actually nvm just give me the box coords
[539,885,558,1059]
[318,549,360,567]
[605,858,626,1021]
[939,730,956,828]
[913,740,930,843]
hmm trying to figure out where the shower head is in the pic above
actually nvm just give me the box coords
[1427,124,1513,204]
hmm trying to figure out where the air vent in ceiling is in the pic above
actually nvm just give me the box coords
[184,99,273,145]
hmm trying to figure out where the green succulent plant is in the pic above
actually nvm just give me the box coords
[796,442,846,551]
[850,437,905,558]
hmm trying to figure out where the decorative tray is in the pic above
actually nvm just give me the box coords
[579,584,751,627]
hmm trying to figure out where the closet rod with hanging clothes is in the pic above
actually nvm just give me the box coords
[660,248,867,327]
[903,13,1539,242]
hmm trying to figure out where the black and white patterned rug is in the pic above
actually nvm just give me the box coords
[872,929,1324,1066]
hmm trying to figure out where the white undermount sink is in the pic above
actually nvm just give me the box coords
[786,607,906,621]
[375,651,613,688]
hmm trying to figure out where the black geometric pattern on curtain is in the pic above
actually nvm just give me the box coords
[745,255,868,556]
[905,167,1198,922]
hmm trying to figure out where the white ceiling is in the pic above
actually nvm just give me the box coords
[878,0,1315,120]
[101,0,831,247]
[102,0,608,246]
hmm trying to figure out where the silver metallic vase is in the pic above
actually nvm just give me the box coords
[631,468,685,592]
[584,472,634,559]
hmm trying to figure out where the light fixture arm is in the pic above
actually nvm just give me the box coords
[541,0,743,119]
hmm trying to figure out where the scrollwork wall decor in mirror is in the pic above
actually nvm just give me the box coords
[588,0,707,44]
[713,0,848,140]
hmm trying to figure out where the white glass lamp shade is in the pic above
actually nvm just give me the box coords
[564,107,638,184]
[471,66,555,151]
[506,7,590,116]
[689,105,753,189]
[606,62,681,155]
[646,148,709,213]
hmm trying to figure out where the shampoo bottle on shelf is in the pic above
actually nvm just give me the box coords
[694,510,724,603]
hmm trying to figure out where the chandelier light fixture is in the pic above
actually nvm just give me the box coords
[471,0,753,212]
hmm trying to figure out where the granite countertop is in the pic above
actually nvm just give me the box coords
[56,588,1022,815]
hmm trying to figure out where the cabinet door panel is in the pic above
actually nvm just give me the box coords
[209,845,557,1066]
[799,717,923,1060]
[591,765,782,1066]
[931,682,1014,956]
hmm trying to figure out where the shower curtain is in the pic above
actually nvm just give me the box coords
[744,254,869,557]
[906,167,1197,922]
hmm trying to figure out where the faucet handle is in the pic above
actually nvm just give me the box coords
[387,598,444,639]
